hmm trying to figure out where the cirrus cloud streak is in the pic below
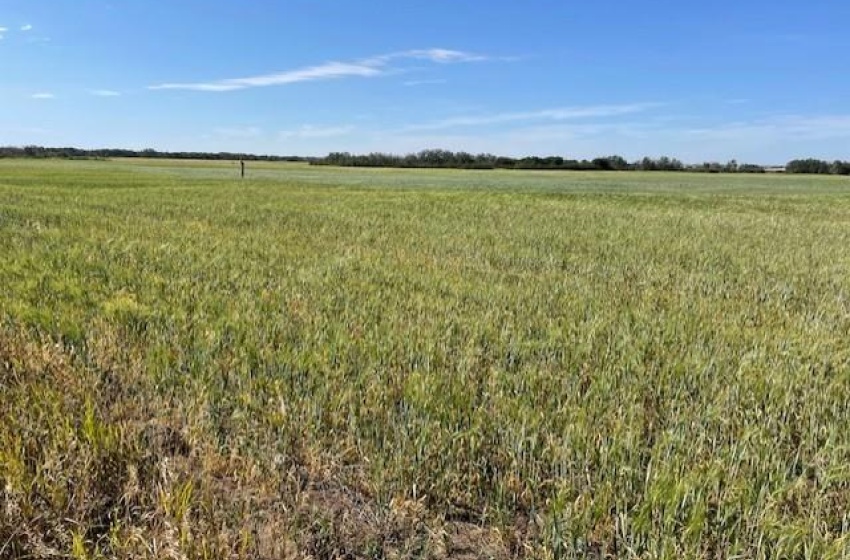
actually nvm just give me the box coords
[403,103,662,131]
[148,48,492,92]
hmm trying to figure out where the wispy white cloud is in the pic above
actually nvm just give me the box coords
[90,89,121,97]
[403,78,448,87]
[279,124,355,139]
[685,114,850,141]
[404,103,661,131]
[362,48,488,66]
[228,110,850,163]
[31,92,55,99]
[0,26,7,39]
[406,48,487,63]
[150,62,381,92]
[20,24,33,31]
[470,113,850,162]
[148,48,491,92]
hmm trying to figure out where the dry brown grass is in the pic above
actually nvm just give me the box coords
[1,326,533,559]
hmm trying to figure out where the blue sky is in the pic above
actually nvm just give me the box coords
[2,1,849,163]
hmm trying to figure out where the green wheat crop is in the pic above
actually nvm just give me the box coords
[2,158,849,559]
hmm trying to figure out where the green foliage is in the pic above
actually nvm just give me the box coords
[786,158,850,175]
[317,151,767,172]
[0,144,305,162]
[2,159,850,558]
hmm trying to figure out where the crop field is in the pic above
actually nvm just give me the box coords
[2,158,850,559]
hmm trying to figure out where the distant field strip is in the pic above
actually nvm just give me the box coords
[2,159,850,559]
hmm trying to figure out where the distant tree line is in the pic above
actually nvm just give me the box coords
[785,159,850,175]
[0,145,307,162]
[4,145,849,175]
[314,151,770,173]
